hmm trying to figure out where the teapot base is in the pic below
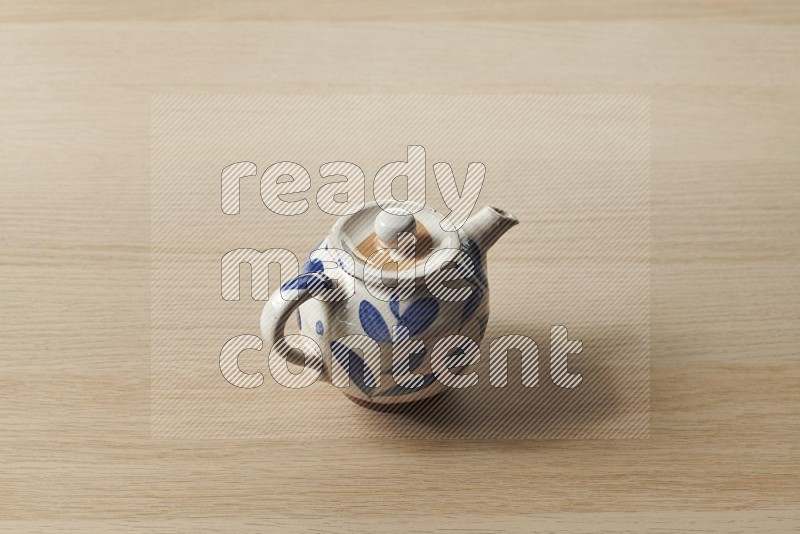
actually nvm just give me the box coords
[343,392,444,413]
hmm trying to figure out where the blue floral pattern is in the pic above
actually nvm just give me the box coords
[302,257,325,275]
[280,258,331,292]
[297,237,490,401]
[358,301,392,343]
[359,297,440,343]
[351,296,442,397]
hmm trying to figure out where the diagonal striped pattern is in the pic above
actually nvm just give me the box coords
[151,94,650,440]
[220,161,257,215]
[374,145,426,211]
[317,161,367,216]
[220,247,299,301]
[267,335,323,389]
[219,334,264,389]
[260,161,312,216]
[430,334,481,389]
[435,161,486,232]
[549,325,584,389]
[424,249,474,302]
[490,334,540,388]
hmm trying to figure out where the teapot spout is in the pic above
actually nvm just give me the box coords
[460,206,519,251]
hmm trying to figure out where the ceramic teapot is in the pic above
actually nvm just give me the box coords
[260,201,518,408]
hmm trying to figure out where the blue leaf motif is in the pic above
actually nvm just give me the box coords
[331,341,378,398]
[302,257,325,274]
[398,298,439,337]
[280,272,332,292]
[359,301,391,343]
[281,256,328,291]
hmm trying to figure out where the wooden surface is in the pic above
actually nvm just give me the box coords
[150,94,652,440]
[2,1,799,531]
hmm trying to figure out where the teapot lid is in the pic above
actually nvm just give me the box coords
[327,201,461,285]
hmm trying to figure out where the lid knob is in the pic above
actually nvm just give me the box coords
[375,210,417,253]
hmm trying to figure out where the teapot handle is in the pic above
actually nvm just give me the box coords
[260,271,333,375]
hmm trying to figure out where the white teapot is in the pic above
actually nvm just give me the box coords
[261,201,518,409]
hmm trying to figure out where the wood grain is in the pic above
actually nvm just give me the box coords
[1,1,798,531]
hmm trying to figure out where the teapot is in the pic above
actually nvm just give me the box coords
[260,201,518,409]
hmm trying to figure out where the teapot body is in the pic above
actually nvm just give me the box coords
[261,203,517,408]
[292,235,490,406]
